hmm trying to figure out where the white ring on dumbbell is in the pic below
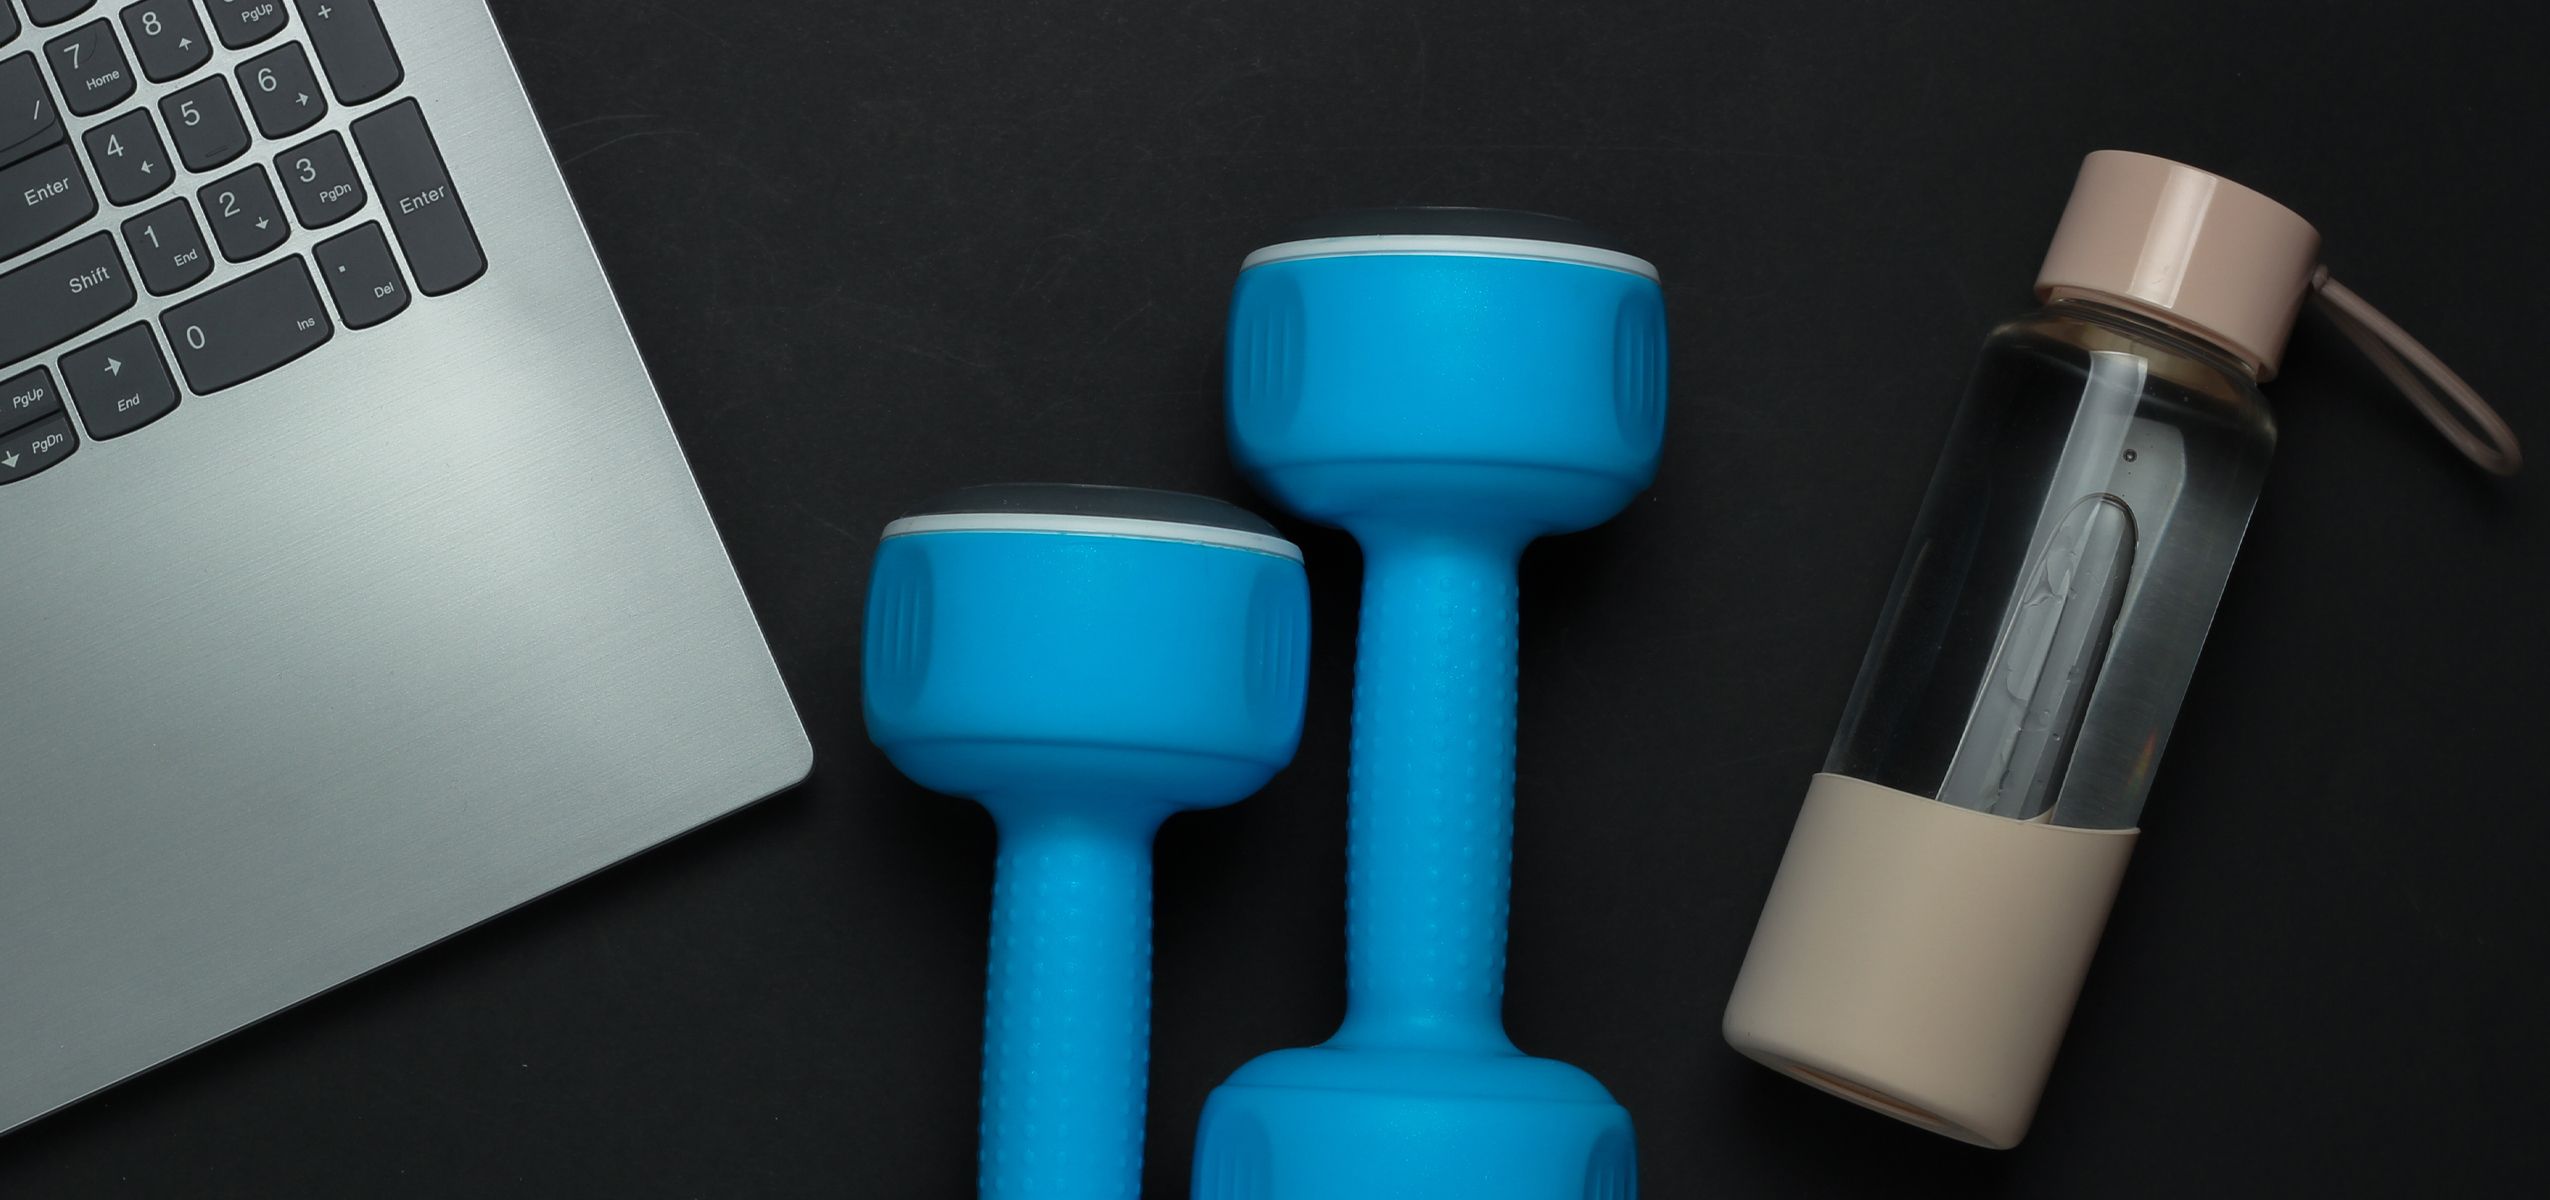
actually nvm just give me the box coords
[1241,234,1659,281]
[882,513,1304,561]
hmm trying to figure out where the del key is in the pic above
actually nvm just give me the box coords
[160,256,334,393]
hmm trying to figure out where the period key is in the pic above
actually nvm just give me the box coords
[315,221,408,329]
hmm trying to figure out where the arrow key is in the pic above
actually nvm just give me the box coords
[0,415,80,487]
[237,42,325,139]
[121,1,215,82]
[63,323,180,439]
[82,107,174,206]
[198,163,289,262]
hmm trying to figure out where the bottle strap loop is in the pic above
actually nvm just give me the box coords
[2309,267,2523,476]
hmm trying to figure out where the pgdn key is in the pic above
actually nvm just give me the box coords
[160,256,335,394]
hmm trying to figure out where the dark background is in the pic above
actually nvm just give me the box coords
[6,0,2548,1195]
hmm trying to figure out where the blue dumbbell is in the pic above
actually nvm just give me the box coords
[1195,210,1668,1199]
[864,484,1311,1200]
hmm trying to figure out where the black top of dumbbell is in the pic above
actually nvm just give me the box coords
[1264,207,1629,253]
[900,484,1282,537]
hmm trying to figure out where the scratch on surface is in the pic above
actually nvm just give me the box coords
[793,499,862,543]
[548,112,660,136]
[564,127,683,166]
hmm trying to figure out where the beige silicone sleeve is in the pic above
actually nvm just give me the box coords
[1722,773,2138,1149]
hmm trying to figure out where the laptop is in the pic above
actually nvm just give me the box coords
[0,0,811,1134]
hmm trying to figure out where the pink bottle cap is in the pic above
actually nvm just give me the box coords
[2035,150,2320,379]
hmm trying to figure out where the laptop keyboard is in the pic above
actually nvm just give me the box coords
[0,0,482,486]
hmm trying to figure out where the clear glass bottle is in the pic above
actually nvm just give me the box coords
[1826,298,2276,829]
[1726,151,2335,1150]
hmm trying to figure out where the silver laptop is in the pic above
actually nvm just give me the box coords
[0,0,811,1133]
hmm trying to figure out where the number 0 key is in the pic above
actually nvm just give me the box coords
[160,256,334,393]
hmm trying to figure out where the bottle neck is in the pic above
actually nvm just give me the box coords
[2042,291,2265,383]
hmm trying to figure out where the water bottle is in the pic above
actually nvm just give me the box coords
[1723,151,2520,1149]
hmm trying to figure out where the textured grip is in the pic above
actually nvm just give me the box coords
[980,808,1160,1200]
[1332,532,1525,1054]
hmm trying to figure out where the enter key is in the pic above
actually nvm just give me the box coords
[351,99,483,297]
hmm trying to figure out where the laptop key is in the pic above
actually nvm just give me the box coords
[0,414,78,486]
[162,76,253,172]
[121,0,214,84]
[45,19,133,117]
[200,164,287,261]
[315,221,406,329]
[202,0,288,50]
[238,42,324,139]
[62,323,179,438]
[0,234,132,366]
[1,142,97,260]
[352,100,482,296]
[275,130,363,228]
[160,256,333,393]
[295,0,402,105]
[0,7,17,46]
[2,53,67,170]
[82,107,173,205]
[2,366,65,434]
[24,2,100,27]
[122,197,212,295]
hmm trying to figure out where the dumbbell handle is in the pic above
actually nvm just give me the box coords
[1330,527,1527,1056]
[980,805,1163,1200]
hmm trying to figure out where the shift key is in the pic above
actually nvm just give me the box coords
[161,256,334,394]
[0,233,133,367]
[352,100,483,297]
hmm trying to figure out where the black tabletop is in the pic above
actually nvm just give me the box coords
[7,1,2547,1195]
